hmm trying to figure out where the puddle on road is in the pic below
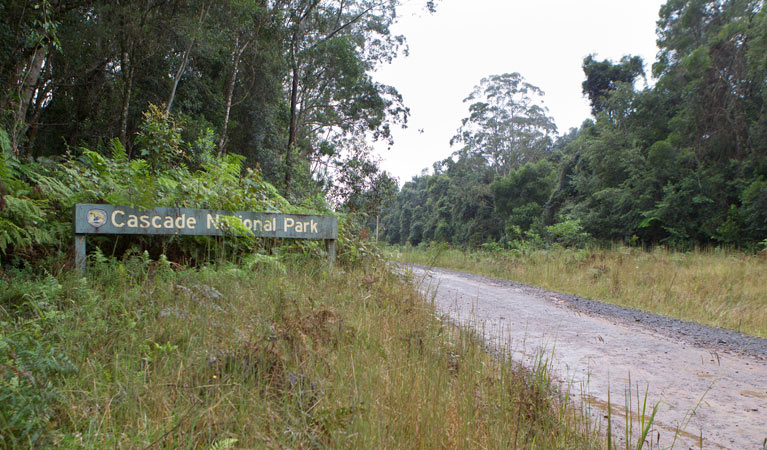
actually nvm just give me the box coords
[696,372,718,379]
[582,394,722,450]
[740,390,767,399]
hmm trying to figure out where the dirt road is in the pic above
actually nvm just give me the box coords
[404,264,767,449]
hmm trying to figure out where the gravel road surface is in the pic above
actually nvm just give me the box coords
[402,264,767,450]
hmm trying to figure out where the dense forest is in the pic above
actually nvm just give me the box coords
[1,0,419,199]
[382,0,767,250]
[0,0,431,267]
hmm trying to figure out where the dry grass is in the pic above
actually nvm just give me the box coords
[391,245,767,338]
[21,256,604,448]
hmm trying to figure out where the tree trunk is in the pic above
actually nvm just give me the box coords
[285,40,300,195]
[166,39,193,114]
[120,51,135,151]
[26,62,53,153]
[11,45,47,156]
[167,1,211,113]
[217,36,248,157]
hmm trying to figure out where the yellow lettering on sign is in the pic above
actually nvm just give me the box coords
[284,217,294,232]
[187,217,196,228]
[140,215,150,229]
[175,214,187,229]
[127,215,138,227]
[112,210,125,227]
[206,213,218,230]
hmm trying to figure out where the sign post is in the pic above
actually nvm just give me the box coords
[74,204,338,273]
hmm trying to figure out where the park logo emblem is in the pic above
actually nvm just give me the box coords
[87,209,108,228]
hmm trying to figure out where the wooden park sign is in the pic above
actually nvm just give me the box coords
[74,203,338,272]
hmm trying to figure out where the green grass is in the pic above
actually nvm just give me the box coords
[1,254,603,448]
[390,244,767,338]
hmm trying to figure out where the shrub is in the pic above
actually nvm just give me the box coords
[544,219,591,248]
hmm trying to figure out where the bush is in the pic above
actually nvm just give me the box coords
[544,219,591,248]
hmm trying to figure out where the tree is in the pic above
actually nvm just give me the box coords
[281,0,413,196]
[492,159,556,232]
[581,54,644,116]
[0,0,74,155]
[451,73,557,176]
[655,0,765,163]
[326,138,396,215]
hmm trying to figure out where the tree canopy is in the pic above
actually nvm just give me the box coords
[382,0,767,250]
[0,0,432,204]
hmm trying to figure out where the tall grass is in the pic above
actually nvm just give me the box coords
[390,245,767,338]
[1,254,602,448]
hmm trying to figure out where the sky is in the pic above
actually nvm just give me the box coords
[371,0,667,184]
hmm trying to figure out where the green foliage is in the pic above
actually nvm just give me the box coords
[0,332,75,448]
[741,178,767,241]
[384,0,767,251]
[582,54,644,115]
[0,134,65,260]
[0,107,333,269]
[134,104,184,171]
[713,205,745,246]
[544,219,591,248]
[336,215,382,266]
[3,0,415,201]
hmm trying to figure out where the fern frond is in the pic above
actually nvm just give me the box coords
[208,438,238,450]
[110,138,128,163]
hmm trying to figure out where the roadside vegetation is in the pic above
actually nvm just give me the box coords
[0,110,603,447]
[390,244,767,338]
[1,255,608,448]
[380,0,767,343]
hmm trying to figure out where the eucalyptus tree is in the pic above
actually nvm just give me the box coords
[281,0,418,195]
[211,0,288,155]
[451,73,557,176]
[0,0,86,155]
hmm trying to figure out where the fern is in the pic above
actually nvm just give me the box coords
[0,129,10,154]
[0,110,318,268]
[207,438,238,450]
[110,137,128,163]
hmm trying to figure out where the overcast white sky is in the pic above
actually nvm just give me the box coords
[372,0,666,184]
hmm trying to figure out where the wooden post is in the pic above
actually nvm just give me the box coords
[75,234,86,274]
[326,239,336,266]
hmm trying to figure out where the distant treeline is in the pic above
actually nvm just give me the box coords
[382,0,767,249]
